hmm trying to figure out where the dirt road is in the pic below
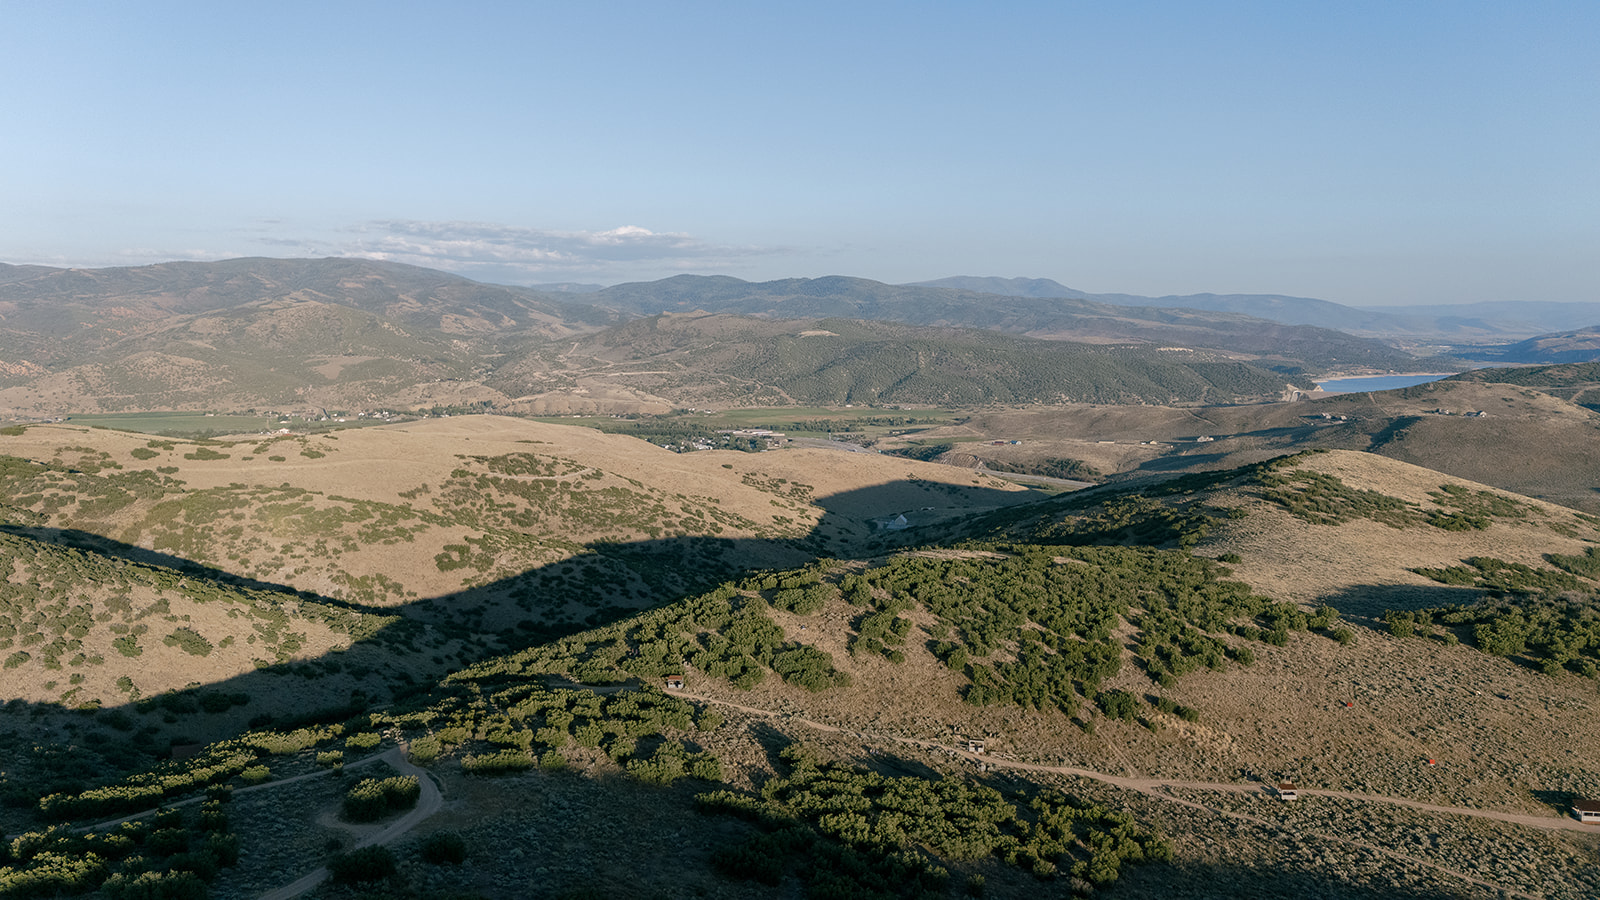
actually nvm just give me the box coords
[670,689,1586,900]
[256,746,442,900]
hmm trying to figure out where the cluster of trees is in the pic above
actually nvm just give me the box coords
[1031,497,1214,550]
[342,776,420,822]
[3,799,236,899]
[1387,595,1600,676]
[1257,468,1535,536]
[1257,469,1421,528]
[697,745,1170,897]
[861,544,1351,719]
[974,457,1102,482]
[375,681,725,787]
[1413,556,1585,595]
[483,574,852,693]
[1547,545,1600,580]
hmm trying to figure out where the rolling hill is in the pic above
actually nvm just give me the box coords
[587,274,1427,371]
[1462,326,1600,364]
[0,257,1444,416]
[0,416,1035,714]
[913,276,1600,340]
[3,434,1600,899]
[490,313,1307,410]
[889,375,1600,514]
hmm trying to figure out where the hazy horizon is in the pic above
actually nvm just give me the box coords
[3,2,1595,307]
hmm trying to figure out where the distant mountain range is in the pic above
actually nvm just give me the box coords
[585,274,1423,371]
[1464,325,1600,364]
[910,276,1600,339]
[0,257,1489,414]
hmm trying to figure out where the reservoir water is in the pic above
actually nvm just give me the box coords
[1314,373,1454,393]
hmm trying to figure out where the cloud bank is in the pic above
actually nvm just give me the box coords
[261,220,782,283]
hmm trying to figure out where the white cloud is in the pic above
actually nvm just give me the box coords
[260,220,784,282]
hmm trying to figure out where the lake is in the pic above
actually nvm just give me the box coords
[1314,373,1455,393]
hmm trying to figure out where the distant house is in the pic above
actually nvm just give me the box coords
[1275,782,1298,801]
[966,739,986,755]
[1573,800,1600,823]
[663,675,684,691]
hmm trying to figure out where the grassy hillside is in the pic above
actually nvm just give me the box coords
[0,417,1034,708]
[588,275,1428,371]
[3,439,1600,898]
[492,313,1304,409]
[891,379,1600,514]
[1444,361,1600,410]
[0,258,1441,418]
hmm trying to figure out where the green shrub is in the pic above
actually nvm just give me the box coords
[1096,689,1138,721]
[342,776,420,822]
[419,831,467,865]
[407,735,441,764]
[460,750,535,774]
[329,846,395,884]
[162,628,213,657]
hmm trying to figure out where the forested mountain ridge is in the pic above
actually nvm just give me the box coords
[587,274,1426,370]
[912,275,1600,339]
[490,313,1306,409]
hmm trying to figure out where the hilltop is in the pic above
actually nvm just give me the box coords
[3,426,1600,899]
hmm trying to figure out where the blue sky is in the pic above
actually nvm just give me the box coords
[2,1,1595,305]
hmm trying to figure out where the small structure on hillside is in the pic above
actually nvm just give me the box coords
[966,739,986,755]
[663,675,685,691]
[1275,782,1299,802]
[1573,800,1600,824]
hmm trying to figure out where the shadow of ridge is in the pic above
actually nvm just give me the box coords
[1313,582,1485,622]
[1114,857,1493,900]
[0,524,382,611]
[0,477,1029,796]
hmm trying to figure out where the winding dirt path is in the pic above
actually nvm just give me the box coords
[672,689,1590,900]
[255,746,443,900]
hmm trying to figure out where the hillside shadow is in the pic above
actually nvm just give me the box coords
[0,475,1045,801]
[1312,582,1485,622]
[1115,858,1496,900]
[0,524,393,615]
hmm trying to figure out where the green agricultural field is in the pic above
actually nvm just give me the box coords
[64,412,280,435]
[61,411,395,437]
[531,407,960,441]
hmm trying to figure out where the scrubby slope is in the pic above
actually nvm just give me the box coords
[6,443,1600,900]
[0,416,1034,709]
[905,378,1600,513]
